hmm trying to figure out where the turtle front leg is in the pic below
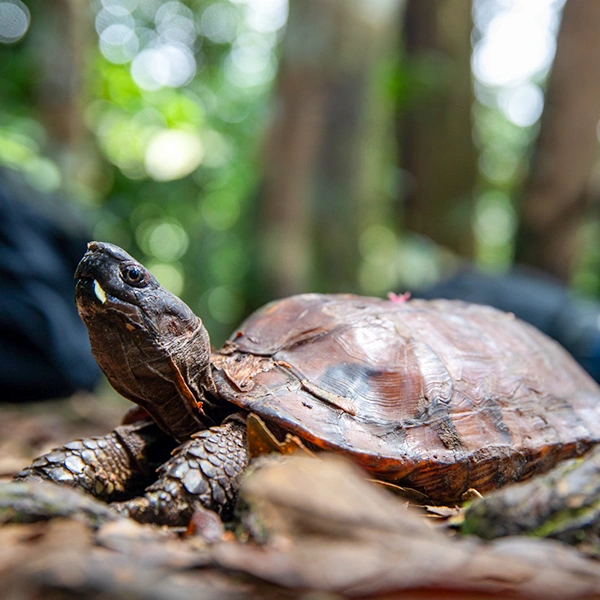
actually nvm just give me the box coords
[14,421,176,502]
[112,418,248,526]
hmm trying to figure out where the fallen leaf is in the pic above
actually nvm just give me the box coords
[212,454,600,598]
[246,413,315,460]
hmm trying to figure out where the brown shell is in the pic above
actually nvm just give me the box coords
[210,294,600,503]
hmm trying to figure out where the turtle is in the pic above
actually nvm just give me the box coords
[15,241,600,526]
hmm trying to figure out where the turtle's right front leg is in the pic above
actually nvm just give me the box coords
[14,421,176,502]
[112,418,249,526]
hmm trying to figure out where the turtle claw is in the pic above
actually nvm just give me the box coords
[112,420,248,527]
[14,422,176,503]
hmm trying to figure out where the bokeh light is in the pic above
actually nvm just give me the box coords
[155,1,196,46]
[101,0,139,16]
[394,237,443,290]
[200,190,241,230]
[131,44,197,90]
[359,225,397,268]
[472,0,562,87]
[8,0,585,341]
[471,0,564,273]
[99,23,139,64]
[144,129,204,181]
[200,3,239,44]
[0,0,30,44]
[225,32,278,87]
[148,261,185,295]
[83,0,288,340]
[136,219,189,262]
[473,190,517,270]
[246,0,288,34]
[206,285,245,324]
[499,83,544,127]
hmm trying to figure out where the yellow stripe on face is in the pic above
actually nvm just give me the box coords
[93,279,107,304]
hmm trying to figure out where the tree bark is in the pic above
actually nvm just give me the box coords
[517,0,600,281]
[31,0,94,191]
[260,0,402,297]
[397,0,477,257]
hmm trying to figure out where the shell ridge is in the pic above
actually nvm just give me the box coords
[209,294,600,503]
[405,339,465,453]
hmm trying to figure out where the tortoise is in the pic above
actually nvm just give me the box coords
[16,241,600,525]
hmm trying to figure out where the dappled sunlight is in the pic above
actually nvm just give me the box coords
[148,260,185,296]
[473,190,517,270]
[470,0,564,273]
[131,45,197,90]
[75,0,289,340]
[144,129,204,180]
[225,31,278,87]
[137,219,189,261]
[498,83,544,128]
[0,0,597,342]
[200,188,242,231]
[200,2,239,43]
[205,284,245,324]
[0,0,29,43]
[1,9,600,591]
[472,0,561,88]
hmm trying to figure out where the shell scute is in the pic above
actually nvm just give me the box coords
[211,294,600,502]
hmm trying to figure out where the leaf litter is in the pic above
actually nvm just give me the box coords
[2,400,600,599]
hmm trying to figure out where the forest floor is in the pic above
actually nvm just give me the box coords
[2,390,600,600]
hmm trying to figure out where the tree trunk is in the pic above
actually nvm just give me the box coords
[517,0,600,281]
[31,0,94,192]
[397,0,477,257]
[260,0,402,297]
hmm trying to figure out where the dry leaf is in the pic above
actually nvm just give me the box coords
[212,454,600,598]
[246,413,315,459]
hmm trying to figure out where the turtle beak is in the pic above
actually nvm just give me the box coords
[75,243,113,306]
[74,242,150,325]
[75,242,129,307]
[75,277,108,305]
[75,241,130,278]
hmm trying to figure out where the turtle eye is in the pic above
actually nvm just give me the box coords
[121,264,148,287]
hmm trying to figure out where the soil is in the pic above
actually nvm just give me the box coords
[2,389,600,600]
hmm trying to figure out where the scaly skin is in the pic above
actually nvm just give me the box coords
[112,419,248,525]
[15,421,176,502]
[15,418,249,526]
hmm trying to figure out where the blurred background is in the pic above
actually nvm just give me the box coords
[0,0,599,402]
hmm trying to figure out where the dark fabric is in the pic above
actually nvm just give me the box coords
[0,170,100,401]
[416,267,600,383]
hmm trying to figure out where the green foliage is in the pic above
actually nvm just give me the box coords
[1,0,596,356]
[0,0,285,344]
[471,100,536,272]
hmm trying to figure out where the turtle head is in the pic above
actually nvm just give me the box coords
[75,241,215,441]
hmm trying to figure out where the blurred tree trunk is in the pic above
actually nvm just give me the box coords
[517,0,600,281]
[31,0,94,193]
[396,0,477,257]
[260,0,402,297]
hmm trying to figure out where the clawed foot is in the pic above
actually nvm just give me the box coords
[14,420,248,527]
